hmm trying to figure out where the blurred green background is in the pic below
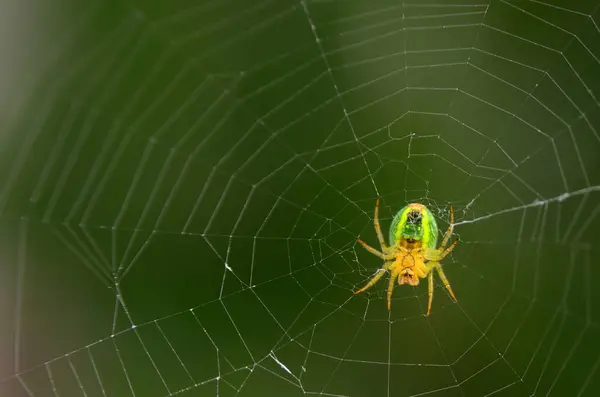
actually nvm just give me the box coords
[1,0,600,396]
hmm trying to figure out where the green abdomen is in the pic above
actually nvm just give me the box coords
[389,204,439,249]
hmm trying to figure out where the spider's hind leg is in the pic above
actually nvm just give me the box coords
[439,204,455,249]
[357,237,395,260]
[373,197,389,251]
[424,240,458,262]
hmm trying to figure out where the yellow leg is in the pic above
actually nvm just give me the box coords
[427,272,434,316]
[387,268,400,311]
[355,262,392,295]
[357,237,395,260]
[430,262,457,302]
[373,197,388,251]
[439,204,454,249]
[424,240,458,262]
[438,240,458,261]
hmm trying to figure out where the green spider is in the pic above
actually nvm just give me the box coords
[354,199,458,315]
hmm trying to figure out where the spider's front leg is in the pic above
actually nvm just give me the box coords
[427,272,434,316]
[427,261,457,303]
[354,261,393,295]
[387,267,400,311]
[424,241,458,315]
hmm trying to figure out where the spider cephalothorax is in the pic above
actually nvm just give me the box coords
[355,199,458,315]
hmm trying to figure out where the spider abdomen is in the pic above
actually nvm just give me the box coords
[389,203,438,248]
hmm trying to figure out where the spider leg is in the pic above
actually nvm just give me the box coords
[424,239,458,262]
[355,262,392,295]
[429,261,457,302]
[426,272,433,316]
[427,272,434,316]
[387,268,400,311]
[437,239,458,261]
[439,204,455,249]
[357,237,395,260]
[373,197,389,252]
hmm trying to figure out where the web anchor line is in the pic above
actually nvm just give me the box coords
[455,185,600,227]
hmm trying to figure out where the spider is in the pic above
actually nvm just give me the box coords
[354,198,458,315]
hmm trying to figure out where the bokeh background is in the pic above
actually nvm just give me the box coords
[1,0,600,396]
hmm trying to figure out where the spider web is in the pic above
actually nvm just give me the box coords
[1,0,600,396]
